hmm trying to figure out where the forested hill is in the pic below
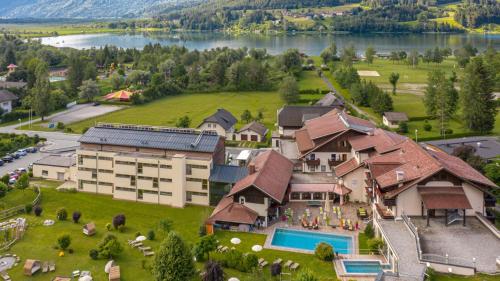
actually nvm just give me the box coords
[0,0,192,19]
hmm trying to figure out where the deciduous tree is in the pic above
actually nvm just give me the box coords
[279,76,299,104]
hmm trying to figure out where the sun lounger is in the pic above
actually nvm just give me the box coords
[216,245,223,252]
[72,270,80,277]
[221,246,229,252]
[42,261,49,273]
[284,260,293,268]
[290,263,300,270]
[259,261,268,267]
[273,258,282,264]
[144,251,155,257]
[138,246,151,251]
[0,271,11,281]
[49,261,55,272]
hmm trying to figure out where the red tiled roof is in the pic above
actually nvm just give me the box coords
[227,150,294,203]
[295,129,314,152]
[418,186,472,209]
[207,197,258,224]
[349,128,407,153]
[334,158,361,177]
[333,184,352,195]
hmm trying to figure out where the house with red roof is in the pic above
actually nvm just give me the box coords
[207,150,294,228]
[294,109,376,173]
[366,140,497,224]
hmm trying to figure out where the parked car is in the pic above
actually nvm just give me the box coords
[17,149,27,156]
[14,152,23,158]
[11,153,20,159]
[2,155,13,162]
[0,160,4,166]
[16,168,27,174]
[8,178,16,185]
[26,147,37,153]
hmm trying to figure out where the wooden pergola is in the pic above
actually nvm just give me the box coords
[418,186,472,227]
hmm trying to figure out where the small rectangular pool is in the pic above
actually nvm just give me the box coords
[270,228,353,254]
[342,260,388,275]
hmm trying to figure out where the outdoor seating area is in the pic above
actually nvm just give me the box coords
[128,237,155,257]
[282,201,371,233]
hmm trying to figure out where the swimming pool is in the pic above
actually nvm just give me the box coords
[342,260,388,275]
[270,228,353,254]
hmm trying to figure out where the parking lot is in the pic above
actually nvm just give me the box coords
[47,104,123,125]
[0,150,43,177]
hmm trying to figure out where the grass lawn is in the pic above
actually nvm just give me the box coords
[0,24,164,38]
[353,58,457,85]
[435,273,500,281]
[0,187,37,211]
[6,180,339,280]
[298,71,330,92]
[212,231,338,281]
[8,180,212,280]
[65,91,284,133]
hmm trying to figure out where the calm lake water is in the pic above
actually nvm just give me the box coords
[40,32,500,55]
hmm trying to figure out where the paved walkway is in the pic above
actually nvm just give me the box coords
[378,220,426,279]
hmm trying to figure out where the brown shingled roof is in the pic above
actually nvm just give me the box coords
[335,158,361,177]
[418,186,472,209]
[238,121,268,136]
[227,150,293,203]
[349,128,407,153]
[207,197,259,224]
[383,112,409,122]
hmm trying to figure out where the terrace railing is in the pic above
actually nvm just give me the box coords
[0,186,41,221]
[401,212,476,270]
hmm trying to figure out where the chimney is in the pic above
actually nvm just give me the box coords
[248,163,256,175]
[396,171,405,182]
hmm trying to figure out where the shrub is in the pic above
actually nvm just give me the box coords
[367,238,384,251]
[147,230,155,240]
[271,263,282,276]
[113,214,126,229]
[97,234,123,259]
[0,182,7,198]
[72,211,81,223]
[1,174,9,185]
[423,121,432,131]
[106,223,111,231]
[89,249,99,260]
[34,206,43,216]
[444,128,453,135]
[25,203,33,214]
[224,249,244,270]
[57,234,71,250]
[315,242,334,261]
[68,248,74,254]
[158,218,173,233]
[56,122,65,130]
[56,207,68,221]
[364,222,374,238]
[398,121,409,134]
[242,253,259,272]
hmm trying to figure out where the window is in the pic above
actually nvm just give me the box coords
[78,156,83,165]
[130,176,136,186]
[42,170,48,176]
[116,174,130,178]
[187,178,203,182]
[160,178,172,182]
[116,160,135,166]
[160,191,172,196]
[138,176,153,180]
[202,179,208,190]
[137,189,143,199]
[98,169,113,173]
[239,196,246,204]
[78,180,83,190]
[137,163,143,174]
[208,123,211,128]
[310,165,316,172]
[331,154,336,160]
[186,165,192,175]
[186,191,207,202]
[186,192,192,202]
[91,171,97,179]
[99,156,113,161]
[342,154,347,161]
[98,182,113,186]
[153,178,158,188]
[187,164,208,170]
[302,193,311,200]
[309,154,316,160]
[160,164,172,169]
[290,192,300,200]
[116,186,135,192]
[321,165,326,172]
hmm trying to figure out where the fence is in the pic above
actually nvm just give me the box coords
[401,212,476,270]
[0,186,41,221]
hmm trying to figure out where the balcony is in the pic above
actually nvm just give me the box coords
[375,203,394,219]
[328,159,344,167]
[305,159,320,166]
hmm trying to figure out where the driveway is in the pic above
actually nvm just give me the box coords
[46,104,123,125]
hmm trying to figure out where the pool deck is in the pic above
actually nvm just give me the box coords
[334,255,388,281]
[261,221,358,254]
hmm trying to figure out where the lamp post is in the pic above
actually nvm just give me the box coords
[415,129,418,143]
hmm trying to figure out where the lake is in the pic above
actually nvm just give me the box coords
[40,32,500,55]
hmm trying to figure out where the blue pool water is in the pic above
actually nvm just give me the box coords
[271,228,353,254]
[342,260,384,274]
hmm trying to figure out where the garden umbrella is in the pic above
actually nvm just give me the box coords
[104,90,135,101]
[228,278,240,281]
[230,237,241,245]
[104,260,115,273]
[135,235,147,242]
[251,245,263,252]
